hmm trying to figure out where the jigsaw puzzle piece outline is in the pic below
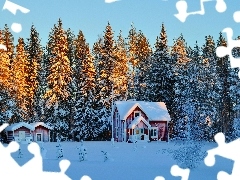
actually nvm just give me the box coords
[21,142,43,174]
[2,0,30,15]
[204,132,240,180]
[154,164,190,180]
[174,0,227,23]
[216,28,240,69]
[233,11,240,23]
[171,165,190,180]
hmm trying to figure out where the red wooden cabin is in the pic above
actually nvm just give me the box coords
[5,122,52,143]
[112,100,171,142]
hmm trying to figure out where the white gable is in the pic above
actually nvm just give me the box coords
[115,101,171,121]
[30,122,52,130]
[5,122,52,131]
[5,122,35,131]
[128,116,151,129]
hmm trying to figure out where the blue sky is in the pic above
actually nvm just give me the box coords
[1,0,240,49]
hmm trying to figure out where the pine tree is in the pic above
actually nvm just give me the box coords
[0,29,16,124]
[45,19,72,106]
[73,30,103,140]
[185,42,205,140]
[200,35,221,141]
[0,29,11,90]
[93,22,115,115]
[126,23,138,99]
[112,31,128,100]
[44,19,72,140]
[36,50,49,122]
[126,24,152,99]
[147,23,173,104]
[25,25,43,121]
[216,32,233,141]
[65,28,76,139]
[135,30,152,100]
[2,24,14,62]
[224,37,240,141]
[11,38,29,121]
[170,34,190,140]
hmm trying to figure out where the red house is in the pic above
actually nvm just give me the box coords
[112,100,171,142]
[30,122,52,142]
[5,122,52,143]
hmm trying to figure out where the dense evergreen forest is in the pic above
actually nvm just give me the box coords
[0,18,240,142]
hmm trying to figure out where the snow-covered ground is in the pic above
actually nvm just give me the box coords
[8,141,234,180]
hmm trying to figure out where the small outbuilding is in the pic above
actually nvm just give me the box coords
[30,122,52,142]
[5,122,52,143]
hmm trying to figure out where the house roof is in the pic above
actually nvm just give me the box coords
[128,116,151,129]
[5,122,35,131]
[115,101,171,121]
[30,122,52,130]
[5,122,52,131]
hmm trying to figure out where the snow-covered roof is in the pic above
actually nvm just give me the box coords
[115,101,171,121]
[30,122,52,130]
[128,116,151,129]
[5,122,35,131]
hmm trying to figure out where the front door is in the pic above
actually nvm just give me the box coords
[36,133,42,142]
[150,128,158,140]
[19,131,25,141]
[135,128,145,140]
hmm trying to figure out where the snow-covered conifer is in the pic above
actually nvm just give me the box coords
[44,19,72,140]
[25,25,43,121]
[11,38,29,121]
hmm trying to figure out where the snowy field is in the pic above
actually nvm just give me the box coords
[7,141,234,180]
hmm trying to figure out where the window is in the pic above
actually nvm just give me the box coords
[150,128,158,137]
[134,111,141,118]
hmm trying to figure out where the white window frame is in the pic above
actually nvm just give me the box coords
[134,111,141,118]
[36,133,43,142]
[150,127,158,138]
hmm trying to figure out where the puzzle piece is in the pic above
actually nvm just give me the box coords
[154,165,190,180]
[175,0,227,22]
[204,132,240,180]
[0,124,91,180]
[170,165,190,180]
[3,0,30,15]
[0,141,23,178]
[216,27,240,78]
[2,0,30,33]
[233,11,240,23]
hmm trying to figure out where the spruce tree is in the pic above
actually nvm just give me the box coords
[93,22,115,116]
[66,28,76,139]
[199,35,221,141]
[73,30,103,140]
[147,23,173,104]
[3,24,14,62]
[44,19,72,140]
[216,32,233,140]
[126,24,152,100]
[0,29,11,90]
[25,25,43,121]
[170,34,190,140]
[0,29,16,124]
[11,38,29,121]
[135,30,152,100]
[112,31,128,101]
